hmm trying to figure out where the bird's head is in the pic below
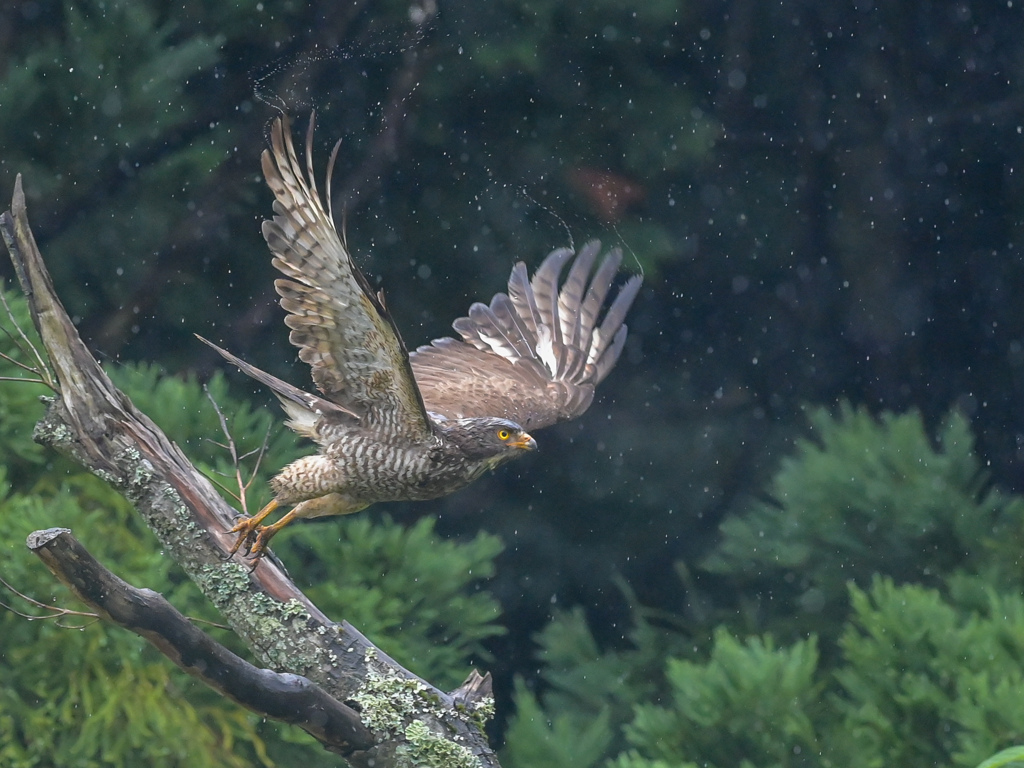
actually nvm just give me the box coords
[447,417,537,466]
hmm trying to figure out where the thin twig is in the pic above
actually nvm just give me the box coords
[203,383,247,512]
[245,427,273,496]
[0,573,100,626]
[0,286,55,390]
[0,573,230,631]
[202,385,273,516]
[0,346,46,377]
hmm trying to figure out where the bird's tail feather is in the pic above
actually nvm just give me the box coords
[195,335,357,439]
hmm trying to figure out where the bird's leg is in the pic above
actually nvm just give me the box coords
[247,508,301,561]
[226,498,279,557]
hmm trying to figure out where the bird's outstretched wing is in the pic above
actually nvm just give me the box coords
[261,114,430,437]
[409,241,642,430]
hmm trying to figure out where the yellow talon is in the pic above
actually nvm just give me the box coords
[226,498,279,558]
[245,509,300,560]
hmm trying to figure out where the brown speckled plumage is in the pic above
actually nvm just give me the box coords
[201,114,642,559]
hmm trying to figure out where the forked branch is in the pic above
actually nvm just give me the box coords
[1,176,498,768]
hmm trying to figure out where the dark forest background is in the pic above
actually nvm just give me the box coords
[2,1,1024,766]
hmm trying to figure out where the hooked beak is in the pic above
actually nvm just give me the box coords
[511,433,538,451]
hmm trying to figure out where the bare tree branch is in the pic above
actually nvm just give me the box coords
[27,527,375,753]
[2,175,499,768]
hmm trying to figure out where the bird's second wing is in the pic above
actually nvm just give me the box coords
[409,241,642,430]
[261,114,430,437]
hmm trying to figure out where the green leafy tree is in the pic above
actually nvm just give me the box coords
[0,0,229,322]
[604,578,1024,768]
[612,630,821,768]
[833,577,1024,768]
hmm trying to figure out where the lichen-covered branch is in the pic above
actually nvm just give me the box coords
[26,527,374,754]
[1,176,499,768]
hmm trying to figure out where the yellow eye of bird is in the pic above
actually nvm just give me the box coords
[498,429,510,441]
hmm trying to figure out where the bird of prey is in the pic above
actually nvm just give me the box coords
[202,115,642,559]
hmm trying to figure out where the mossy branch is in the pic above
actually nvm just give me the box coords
[1,176,499,768]
[26,527,373,754]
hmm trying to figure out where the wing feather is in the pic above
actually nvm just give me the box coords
[557,240,600,351]
[589,274,643,369]
[410,241,641,430]
[529,247,573,375]
[489,293,536,358]
[579,248,623,344]
[507,262,543,340]
[260,114,430,437]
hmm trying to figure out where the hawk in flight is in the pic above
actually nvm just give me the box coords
[202,115,642,558]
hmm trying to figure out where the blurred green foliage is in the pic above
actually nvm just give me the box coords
[834,577,1024,768]
[977,747,1024,768]
[0,287,505,766]
[503,599,691,768]
[295,515,504,689]
[0,290,50,475]
[502,404,1024,768]
[3,0,1024,765]
[0,0,233,324]
[594,578,1024,768]
[612,630,820,768]
[702,404,1024,638]
[0,472,268,768]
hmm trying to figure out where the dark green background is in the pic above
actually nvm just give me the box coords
[2,0,1024,760]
